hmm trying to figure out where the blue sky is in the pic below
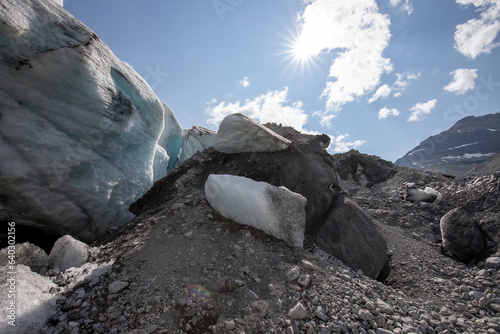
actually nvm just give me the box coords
[63,0,500,162]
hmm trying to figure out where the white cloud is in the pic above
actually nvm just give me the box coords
[378,107,400,119]
[368,84,392,103]
[394,71,421,92]
[454,0,500,59]
[444,68,479,95]
[407,99,437,122]
[239,77,251,88]
[295,0,393,114]
[389,0,413,14]
[328,134,366,153]
[206,87,308,131]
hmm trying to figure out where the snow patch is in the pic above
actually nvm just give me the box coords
[448,142,478,150]
[408,148,424,156]
[442,153,496,161]
[0,265,57,333]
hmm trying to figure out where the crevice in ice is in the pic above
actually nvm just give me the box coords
[2,32,98,71]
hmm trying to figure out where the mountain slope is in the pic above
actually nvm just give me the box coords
[395,112,500,175]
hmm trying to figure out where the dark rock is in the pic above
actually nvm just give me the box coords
[313,193,388,279]
[440,208,486,261]
[131,122,388,279]
[131,124,339,234]
[333,150,397,187]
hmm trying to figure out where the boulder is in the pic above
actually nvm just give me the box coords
[133,123,337,234]
[313,193,388,279]
[440,208,486,261]
[0,242,48,274]
[0,0,183,242]
[333,150,397,187]
[48,235,90,272]
[133,120,387,278]
[205,174,306,247]
[212,113,291,154]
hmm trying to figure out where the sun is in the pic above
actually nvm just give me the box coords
[269,23,324,80]
[292,39,316,63]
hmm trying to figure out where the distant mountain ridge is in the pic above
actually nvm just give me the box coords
[395,112,500,175]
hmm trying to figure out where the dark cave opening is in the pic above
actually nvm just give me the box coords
[0,220,61,254]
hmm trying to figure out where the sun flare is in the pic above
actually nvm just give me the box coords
[292,39,315,63]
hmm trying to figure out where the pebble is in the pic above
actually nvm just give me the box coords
[171,203,184,210]
[485,257,500,269]
[108,280,129,294]
[289,302,308,320]
[358,309,374,321]
[225,320,236,330]
[287,266,300,282]
[302,260,315,271]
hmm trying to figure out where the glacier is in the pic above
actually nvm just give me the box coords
[205,174,307,247]
[178,125,216,163]
[0,0,183,242]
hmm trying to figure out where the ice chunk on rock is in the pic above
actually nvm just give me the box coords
[48,235,89,272]
[213,113,291,154]
[404,184,441,203]
[0,0,183,241]
[205,174,306,247]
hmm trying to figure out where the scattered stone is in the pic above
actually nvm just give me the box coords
[286,266,300,282]
[358,309,374,321]
[302,260,315,271]
[108,281,129,294]
[289,302,308,320]
[171,203,184,210]
[485,257,500,269]
[297,275,312,288]
[225,320,236,330]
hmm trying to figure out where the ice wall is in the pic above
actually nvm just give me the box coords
[0,0,182,242]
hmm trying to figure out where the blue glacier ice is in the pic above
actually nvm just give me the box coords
[0,0,183,241]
